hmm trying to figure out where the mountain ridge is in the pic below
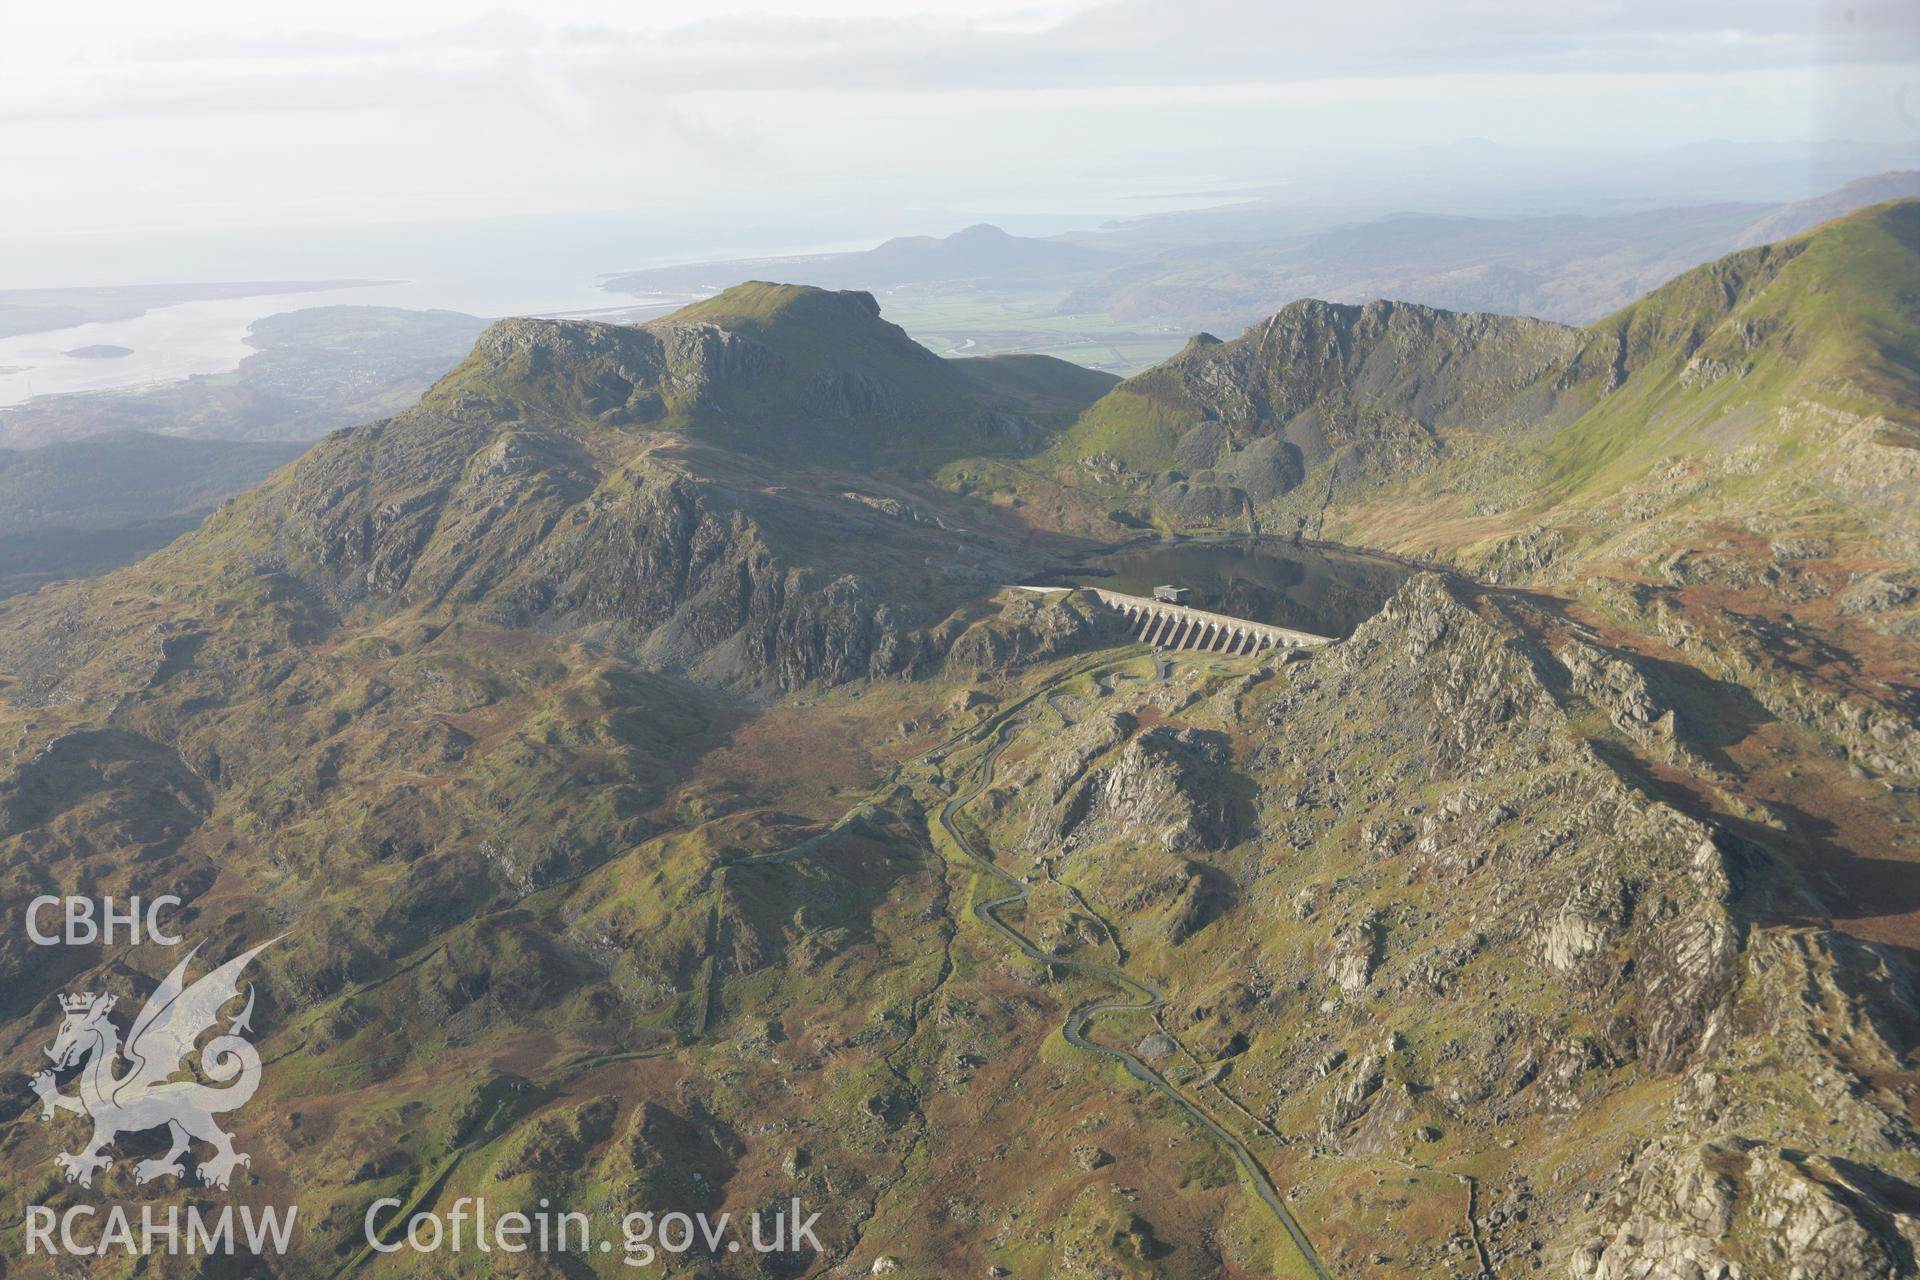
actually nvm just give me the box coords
[426,281,1110,463]
[1060,170,1920,332]
[23,282,1111,695]
[1,207,1919,1278]
[1036,199,1920,573]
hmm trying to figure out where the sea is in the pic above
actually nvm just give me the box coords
[0,202,1179,408]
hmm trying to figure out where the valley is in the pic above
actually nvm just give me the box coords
[0,201,1918,1278]
[12,1,1920,1274]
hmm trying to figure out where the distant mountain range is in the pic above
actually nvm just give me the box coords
[1066,170,1920,330]
[604,222,1112,294]
[1731,170,1920,246]
[606,171,1920,337]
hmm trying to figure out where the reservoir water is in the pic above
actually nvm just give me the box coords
[1056,538,1416,639]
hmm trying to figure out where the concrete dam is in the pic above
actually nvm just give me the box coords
[1015,585,1334,653]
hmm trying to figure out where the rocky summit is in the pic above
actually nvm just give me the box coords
[2,208,1920,1280]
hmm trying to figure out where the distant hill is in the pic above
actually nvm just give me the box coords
[0,431,303,596]
[604,223,1111,296]
[600,174,1920,379]
[1062,170,1920,331]
[949,353,1121,414]
[1733,170,1920,246]
[1055,298,1590,524]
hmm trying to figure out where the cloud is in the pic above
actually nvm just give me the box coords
[3,0,1912,240]
[5,0,1913,125]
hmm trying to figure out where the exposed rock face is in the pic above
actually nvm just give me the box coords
[200,284,1135,692]
[980,547,1920,1269]
[1571,1140,1920,1280]
[1328,909,1383,993]
[1072,297,1590,527]
[1062,725,1239,854]
[1840,570,1919,618]
[262,430,949,688]
[1347,577,1742,1071]
[455,316,780,427]
[1558,638,1675,739]
[507,472,942,687]
[945,590,1129,676]
[1018,707,1137,850]
[991,568,1811,1269]
[1071,1143,1113,1171]
[1600,582,1920,782]
[1320,1049,1388,1136]
[1154,299,1586,447]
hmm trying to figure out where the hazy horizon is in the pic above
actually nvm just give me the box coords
[4,137,1915,294]
[6,0,1917,285]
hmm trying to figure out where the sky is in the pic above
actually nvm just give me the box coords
[3,0,1917,247]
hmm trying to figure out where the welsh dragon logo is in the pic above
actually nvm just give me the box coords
[29,937,278,1190]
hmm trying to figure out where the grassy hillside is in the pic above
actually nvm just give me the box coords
[1032,301,1588,535]
[1016,200,1920,569]
[1356,199,1920,574]
[948,351,1121,414]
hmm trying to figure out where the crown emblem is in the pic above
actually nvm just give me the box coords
[34,938,277,1193]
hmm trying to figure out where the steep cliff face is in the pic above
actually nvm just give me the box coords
[418,283,1102,464]
[422,313,780,430]
[249,418,953,689]
[61,284,1119,695]
[1059,298,1590,524]
[1570,926,1920,1279]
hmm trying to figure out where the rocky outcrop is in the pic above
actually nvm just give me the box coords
[1570,1141,1920,1280]
[507,472,944,688]
[1557,638,1677,740]
[1073,297,1590,529]
[1155,299,1586,446]
[265,430,949,689]
[945,590,1129,677]
[1626,590,1920,781]
[1328,909,1383,993]
[1059,725,1240,854]
[452,316,780,427]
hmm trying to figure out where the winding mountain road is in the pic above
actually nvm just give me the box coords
[728,648,1334,1275]
[935,658,1334,1280]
